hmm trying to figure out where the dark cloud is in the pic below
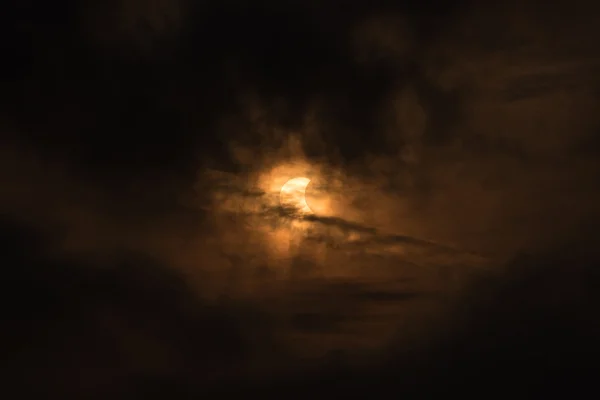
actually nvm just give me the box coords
[2,0,600,397]
[1,0,473,179]
[229,248,600,399]
[0,216,289,396]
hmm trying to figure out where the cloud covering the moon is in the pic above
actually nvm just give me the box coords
[1,1,600,382]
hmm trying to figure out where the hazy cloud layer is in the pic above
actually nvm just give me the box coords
[2,2,600,388]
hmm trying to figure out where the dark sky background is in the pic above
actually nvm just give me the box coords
[2,0,600,398]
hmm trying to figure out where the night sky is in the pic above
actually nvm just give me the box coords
[2,1,600,398]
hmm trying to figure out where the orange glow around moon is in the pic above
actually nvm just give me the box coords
[280,177,312,215]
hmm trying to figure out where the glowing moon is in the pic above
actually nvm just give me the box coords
[280,177,312,215]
